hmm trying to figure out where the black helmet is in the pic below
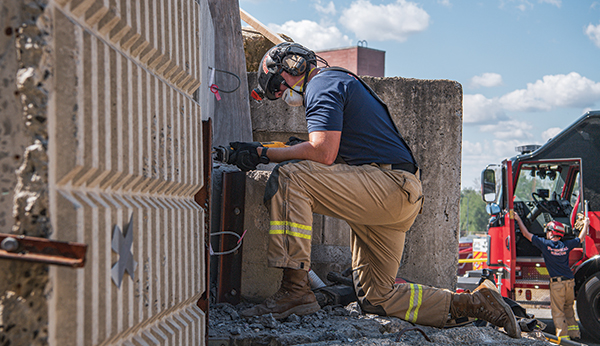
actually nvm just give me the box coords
[251,42,317,101]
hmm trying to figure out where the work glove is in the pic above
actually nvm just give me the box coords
[229,141,262,171]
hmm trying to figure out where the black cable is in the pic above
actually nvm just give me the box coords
[316,55,330,67]
[209,67,241,93]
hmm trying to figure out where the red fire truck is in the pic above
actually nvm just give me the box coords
[473,111,600,339]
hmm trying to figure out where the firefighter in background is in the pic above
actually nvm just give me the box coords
[226,42,520,338]
[514,213,590,340]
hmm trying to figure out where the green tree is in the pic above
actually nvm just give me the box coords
[459,188,489,236]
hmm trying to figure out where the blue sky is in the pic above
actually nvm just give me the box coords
[240,0,600,190]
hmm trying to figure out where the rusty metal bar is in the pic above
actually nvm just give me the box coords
[217,170,246,304]
[0,233,87,268]
[195,118,213,345]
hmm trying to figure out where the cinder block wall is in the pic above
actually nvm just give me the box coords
[241,72,462,301]
[0,1,215,345]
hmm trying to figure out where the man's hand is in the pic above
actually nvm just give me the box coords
[514,212,523,224]
[514,212,533,242]
[577,216,590,242]
[229,142,262,171]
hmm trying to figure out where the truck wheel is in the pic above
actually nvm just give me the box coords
[577,273,600,341]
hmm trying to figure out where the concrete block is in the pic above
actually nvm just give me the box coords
[310,244,352,284]
[323,216,351,246]
[239,167,354,300]
[207,0,253,147]
[363,76,462,289]
[246,72,462,291]
[240,169,282,302]
[242,30,274,75]
[0,1,28,235]
[1,0,215,345]
[311,214,324,244]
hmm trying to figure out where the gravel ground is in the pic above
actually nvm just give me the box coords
[209,301,554,346]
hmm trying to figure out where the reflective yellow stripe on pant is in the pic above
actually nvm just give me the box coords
[405,284,423,323]
[264,160,452,328]
[270,221,312,240]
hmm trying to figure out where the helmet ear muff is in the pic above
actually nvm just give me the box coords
[275,43,315,76]
[255,42,316,100]
[281,54,307,76]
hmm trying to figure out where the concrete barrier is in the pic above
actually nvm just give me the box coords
[240,72,462,301]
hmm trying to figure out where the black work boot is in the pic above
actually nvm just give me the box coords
[240,268,321,320]
[450,282,521,338]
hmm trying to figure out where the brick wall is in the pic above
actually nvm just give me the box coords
[316,46,385,77]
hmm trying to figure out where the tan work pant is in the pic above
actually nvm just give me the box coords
[266,161,452,328]
[550,278,580,339]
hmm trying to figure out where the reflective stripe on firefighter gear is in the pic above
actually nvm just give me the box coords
[266,161,451,327]
[549,275,579,338]
[405,284,423,322]
[270,221,312,240]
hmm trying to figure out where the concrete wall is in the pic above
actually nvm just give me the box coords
[0,0,29,237]
[0,0,214,345]
[241,72,462,300]
[208,0,252,148]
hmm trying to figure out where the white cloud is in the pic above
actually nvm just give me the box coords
[541,127,562,142]
[539,0,561,7]
[470,73,503,88]
[339,0,430,42]
[314,0,336,15]
[461,137,537,189]
[586,22,600,48]
[499,72,600,112]
[461,140,497,189]
[269,20,352,51]
[463,94,507,124]
[462,140,483,156]
[505,0,533,11]
[438,0,451,7]
[500,0,558,11]
[480,120,533,140]
[493,139,527,158]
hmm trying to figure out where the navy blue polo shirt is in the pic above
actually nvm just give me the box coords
[531,235,580,279]
[303,69,414,166]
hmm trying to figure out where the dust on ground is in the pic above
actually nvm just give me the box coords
[209,301,553,346]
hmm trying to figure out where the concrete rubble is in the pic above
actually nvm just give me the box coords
[209,302,553,346]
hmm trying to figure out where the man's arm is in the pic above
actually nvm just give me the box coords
[577,217,590,243]
[258,130,341,165]
[514,212,534,242]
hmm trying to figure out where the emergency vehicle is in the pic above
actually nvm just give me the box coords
[468,111,600,339]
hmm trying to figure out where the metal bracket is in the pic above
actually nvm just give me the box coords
[0,233,87,268]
